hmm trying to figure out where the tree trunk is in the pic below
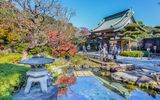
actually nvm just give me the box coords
[128,40,131,51]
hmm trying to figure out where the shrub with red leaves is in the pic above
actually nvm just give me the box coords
[57,75,76,86]
[57,75,77,95]
[48,32,77,56]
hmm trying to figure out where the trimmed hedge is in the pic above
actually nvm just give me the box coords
[120,50,148,57]
[0,54,29,100]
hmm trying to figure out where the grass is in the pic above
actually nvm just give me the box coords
[0,53,29,100]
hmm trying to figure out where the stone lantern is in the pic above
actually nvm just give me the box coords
[13,55,58,100]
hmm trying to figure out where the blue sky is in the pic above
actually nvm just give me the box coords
[61,0,160,29]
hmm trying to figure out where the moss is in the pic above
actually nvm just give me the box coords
[127,81,135,85]
[149,84,155,89]
[144,84,149,89]
[126,85,137,91]
[106,62,117,67]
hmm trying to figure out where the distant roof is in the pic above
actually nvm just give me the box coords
[91,9,136,33]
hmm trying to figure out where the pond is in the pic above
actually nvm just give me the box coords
[57,76,160,100]
[58,76,125,100]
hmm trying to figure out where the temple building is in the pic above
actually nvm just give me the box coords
[88,9,136,51]
[142,27,160,53]
[142,37,160,53]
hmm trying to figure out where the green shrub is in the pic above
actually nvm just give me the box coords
[29,46,52,55]
[0,63,28,100]
[0,53,27,99]
[0,53,22,64]
[120,50,148,57]
[142,51,149,57]
[70,55,83,65]
[42,46,52,55]
[52,61,64,66]
[52,73,59,82]
[15,43,28,53]
[29,47,41,55]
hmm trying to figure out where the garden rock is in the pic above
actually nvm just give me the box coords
[112,72,138,83]
[136,75,152,86]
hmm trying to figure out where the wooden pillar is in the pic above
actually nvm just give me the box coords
[102,33,105,46]
[121,40,124,51]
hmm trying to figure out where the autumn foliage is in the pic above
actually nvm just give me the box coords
[48,32,77,56]
[57,75,77,95]
[57,75,77,86]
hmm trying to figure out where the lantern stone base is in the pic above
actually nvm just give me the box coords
[24,69,48,94]
[13,86,58,100]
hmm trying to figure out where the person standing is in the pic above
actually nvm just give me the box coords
[82,45,87,54]
[102,46,106,58]
[117,45,121,56]
[113,44,118,59]
[87,44,91,52]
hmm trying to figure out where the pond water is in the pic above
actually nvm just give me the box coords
[58,76,125,100]
[58,76,160,100]
[130,90,160,100]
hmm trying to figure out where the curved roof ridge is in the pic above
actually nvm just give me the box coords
[113,14,132,32]
[136,22,148,32]
[92,19,106,31]
[104,9,130,21]
[111,9,132,27]
[92,9,131,31]
[91,8,136,33]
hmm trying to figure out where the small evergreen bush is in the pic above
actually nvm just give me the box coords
[120,50,148,57]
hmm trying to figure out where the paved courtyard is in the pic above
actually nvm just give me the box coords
[80,52,160,72]
[117,56,160,72]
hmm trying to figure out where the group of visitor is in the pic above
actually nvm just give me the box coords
[99,43,120,60]
[111,44,120,59]
[82,43,120,60]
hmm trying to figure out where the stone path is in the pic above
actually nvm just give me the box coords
[74,71,94,77]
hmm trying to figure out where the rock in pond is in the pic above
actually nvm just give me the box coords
[136,75,153,86]
[111,72,139,83]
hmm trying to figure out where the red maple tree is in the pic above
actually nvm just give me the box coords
[48,32,77,56]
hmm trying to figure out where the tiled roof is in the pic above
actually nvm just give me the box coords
[92,9,136,33]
